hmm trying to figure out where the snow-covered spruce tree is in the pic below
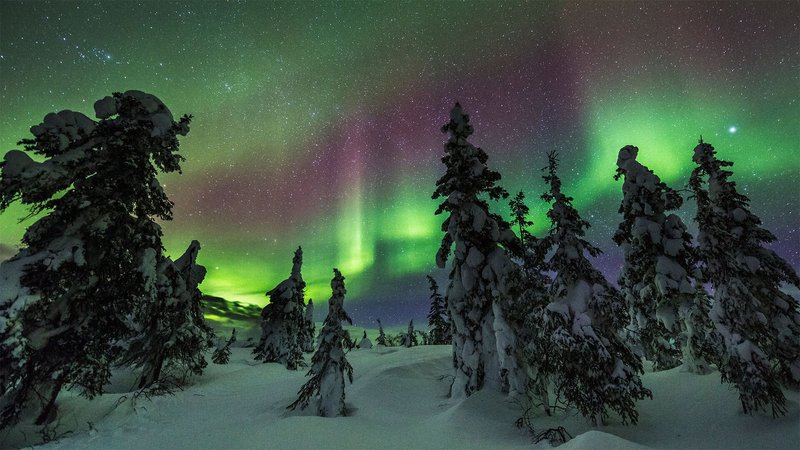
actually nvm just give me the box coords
[0,91,191,428]
[253,246,306,370]
[358,331,373,349]
[534,151,651,425]
[288,268,354,417]
[432,102,525,398]
[376,319,388,346]
[121,240,214,388]
[682,276,714,375]
[402,320,419,348]
[301,298,315,353]
[342,331,357,351]
[614,145,704,371]
[427,275,451,345]
[213,329,238,365]
[507,190,549,343]
[690,139,800,416]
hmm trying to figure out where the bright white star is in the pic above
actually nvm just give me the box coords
[728,126,737,133]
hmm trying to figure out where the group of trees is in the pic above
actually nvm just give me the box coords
[0,94,796,432]
[432,103,799,425]
[0,92,212,429]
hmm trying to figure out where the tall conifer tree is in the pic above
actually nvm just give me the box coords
[0,91,191,428]
[534,151,650,425]
[432,103,525,398]
[690,139,800,416]
[253,246,306,370]
[426,275,451,345]
[614,145,704,371]
[288,269,354,417]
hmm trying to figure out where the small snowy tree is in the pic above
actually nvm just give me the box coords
[690,139,800,416]
[358,331,373,349]
[121,240,214,388]
[213,329,237,365]
[614,145,704,371]
[253,246,306,369]
[301,298,315,353]
[402,320,419,348]
[376,319,388,346]
[427,275,451,345]
[534,151,651,425]
[432,102,525,398]
[288,268,354,417]
[0,91,191,428]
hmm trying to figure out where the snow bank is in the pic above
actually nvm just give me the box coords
[2,345,798,449]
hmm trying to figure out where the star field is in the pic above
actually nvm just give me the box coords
[1,1,798,325]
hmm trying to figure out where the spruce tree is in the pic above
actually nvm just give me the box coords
[403,320,419,348]
[253,246,306,370]
[534,151,651,425]
[432,102,525,398]
[690,139,800,416]
[121,240,214,388]
[358,330,373,349]
[213,329,237,365]
[288,268,354,417]
[301,298,315,353]
[376,319,388,346]
[426,275,451,345]
[0,91,191,428]
[614,145,702,371]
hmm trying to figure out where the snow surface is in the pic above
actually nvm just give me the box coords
[1,342,798,449]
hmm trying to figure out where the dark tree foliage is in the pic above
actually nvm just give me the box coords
[426,275,451,345]
[288,269,354,417]
[121,241,214,388]
[301,298,315,353]
[213,329,238,365]
[376,319,388,346]
[690,139,800,417]
[532,151,651,425]
[0,91,191,429]
[403,320,419,348]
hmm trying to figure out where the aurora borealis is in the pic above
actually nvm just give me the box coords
[1,1,798,325]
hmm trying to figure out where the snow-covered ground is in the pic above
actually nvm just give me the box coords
[2,341,798,449]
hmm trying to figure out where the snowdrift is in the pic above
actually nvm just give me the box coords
[1,345,797,449]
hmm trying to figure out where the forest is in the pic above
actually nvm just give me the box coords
[0,92,797,448]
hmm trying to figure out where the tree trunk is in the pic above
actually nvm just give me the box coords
[35,378,64,426]
[138,350,165,389]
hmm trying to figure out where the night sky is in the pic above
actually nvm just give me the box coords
[1,1,798,326]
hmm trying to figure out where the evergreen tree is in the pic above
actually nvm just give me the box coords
[432,102,525,398]
[288,269,354,417]
[358,330,373,349]
[213,329,237,365]
[342,330,357,352]
[534,151,651,425]
[121,240,214,388]
[614,145,702,371]
[507,190,553,411]
[301,298,315,353]
[0,91,191,428]
[509,191,533,251]
[253,246,306,370]
[690,139,800,416]
[402,320,419,348]
[376,319,388,346]
[426,275,451,345]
